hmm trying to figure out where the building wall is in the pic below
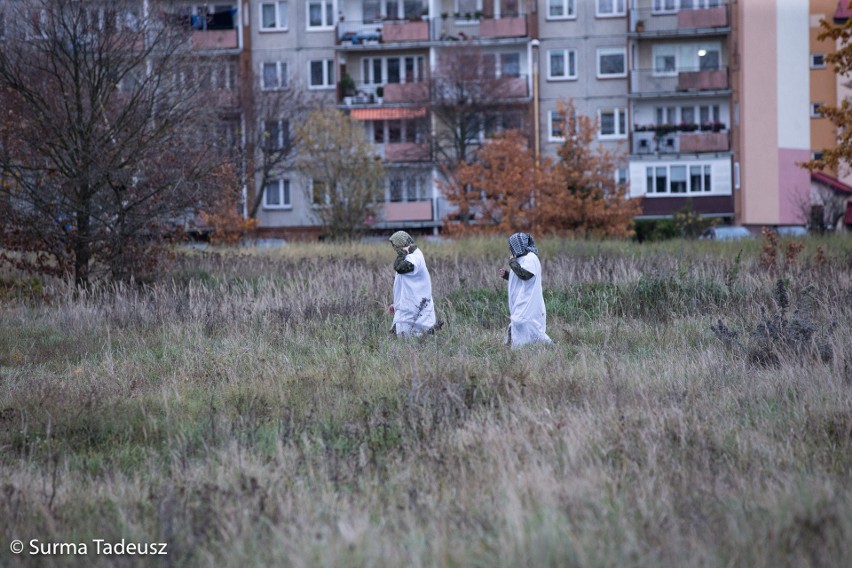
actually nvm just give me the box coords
[810,0,838,171]
[537,2,628,164]
[737,0,810,226]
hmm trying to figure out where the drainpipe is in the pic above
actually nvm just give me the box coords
[531,38,540,167]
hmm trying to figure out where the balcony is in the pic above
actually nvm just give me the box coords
[431,14,528,41]
[190,29,238,50]
[630,67,730,98]
[384,200,434,222]
[341,81,429,105]
[383,82,430,103]
[378,142,431,162]
[632,126,729,155]
[165,4,239,50]
[629,3,729,37]
[337,19,429,45]
[337,14,529,45]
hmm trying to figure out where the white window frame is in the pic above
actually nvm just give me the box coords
[454,0,483,21]
[596,47,627,79]
[652,45,678,77]
[652,0,678,14]
[308,59,335,89]
[263,119,290,150]
[598,108,627,139]
[306,0,334,30]
[810,103,824,118]
[548,110,566,142]
[263,179,292,209]
[261,61,288,90]
[547,0,576,20]
[547,49,577,81]
[645,162,714,195]
[260,1,288,31]
[311,179,332,207]
[596,0,625,17]
[810,53,826,69]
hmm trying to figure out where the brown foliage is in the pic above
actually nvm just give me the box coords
[803,16,852,173]
[440,130,545,235]
[441,100,640,238]
[539,101,640,238]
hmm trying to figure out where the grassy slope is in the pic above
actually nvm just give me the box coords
[1,237,851,567]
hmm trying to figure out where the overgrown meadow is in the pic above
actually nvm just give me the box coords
[1,237,851,567]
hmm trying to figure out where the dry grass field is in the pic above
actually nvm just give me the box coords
[1,236,851,567]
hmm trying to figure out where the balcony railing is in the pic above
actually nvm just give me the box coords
[336,15,529,44]
[632,128,729,154]
[341,81,429,105]
[342,76,527,105]
[629,3,729,35]
[431,14,528,41]
[384,200,434,222]
[190,29,238,50]
[630,67,730,96]
[377,142,431,162]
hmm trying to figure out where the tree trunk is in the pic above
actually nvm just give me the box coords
[74,196,92,288]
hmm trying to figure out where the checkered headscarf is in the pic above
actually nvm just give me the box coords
[508,233,538,258]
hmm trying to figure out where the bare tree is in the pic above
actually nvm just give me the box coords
[0,0,236,286]
[429,46,530,174]
[242,78,312,219]
[792,184,850,231]
[295,108,385,240]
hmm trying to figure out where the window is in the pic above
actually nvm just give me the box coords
[655,106,677,125]
[597,48,626,78]
[264,179,291,209]
[388,176,428,202]
[499,53,521,78]
[670,165,687,193]
[699,104,720,125]
[811,103,824,118]
[263,120,290,150]
[652,45,677,76]
[652,0,677,13]
[261,1,288,30]
[549,110,565,141]
[456,0,480,18]
[307,0,334,29]
[812,151,824,161]
[309,59,334,89]
[599,108,627,139]
[548,49,577,80]
[733,161,740,190]
[262,62,288,90]
[646,163,713,194]
[616,168,628,186]
[811,53,826,69]
[312,179,330,205]
[548,0,575,19]
[596,0,625,17]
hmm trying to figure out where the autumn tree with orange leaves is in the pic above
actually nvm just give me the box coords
[441,130,547,235]
[442,101,639,237]
[542,101,640,238]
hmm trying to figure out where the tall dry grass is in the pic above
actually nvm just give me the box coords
[1,236,851,567]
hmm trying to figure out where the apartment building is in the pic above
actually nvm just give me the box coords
[734,0,810,227]
[808,0,852,230]
[537,0,630,183]
[248,0,535,236]
[625,0,734,221]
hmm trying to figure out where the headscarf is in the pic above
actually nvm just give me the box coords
[389,231,415,249]
[508,233,538,258]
